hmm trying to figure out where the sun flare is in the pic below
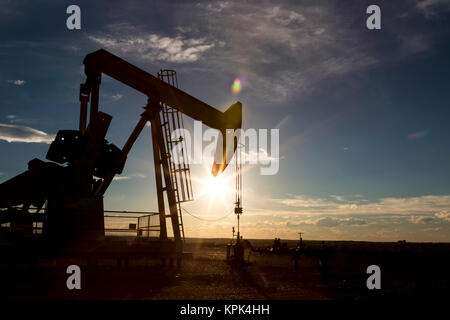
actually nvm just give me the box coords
[190,166,236,215]
[203,175,227,198]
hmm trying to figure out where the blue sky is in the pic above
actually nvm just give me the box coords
[1,0,450,241]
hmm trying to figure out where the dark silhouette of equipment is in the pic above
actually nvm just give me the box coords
[234,143,243,239]
[298,232,303,250]
[226,144,247,267]
[0,49,242,263]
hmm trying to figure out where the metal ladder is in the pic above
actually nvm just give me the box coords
[158,70,194,241]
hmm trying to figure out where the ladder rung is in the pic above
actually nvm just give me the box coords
[160,105,190,242]
[173,168,190,172]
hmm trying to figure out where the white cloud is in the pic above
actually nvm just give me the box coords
[409,215,438,224]
[7,80,26,85]
[330,195,345,202]
[275,194,450,215]
[5,114,36,125]
[197,1,230,13]
[88,26,215,63]
[435,210,450,222]
[315,216,368,227]
[409,211,450,224]
[241,148,281,164]
[113,173,146,181]
[237,205,450,241]
[113,176,131,181]
[0,123,54,144]
[268,6,305,26]
[180,201,450,241]
[111,93,123,101]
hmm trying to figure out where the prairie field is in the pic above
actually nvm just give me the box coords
[2,238,449,299]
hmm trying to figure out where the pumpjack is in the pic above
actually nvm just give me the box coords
[0,49,242,264]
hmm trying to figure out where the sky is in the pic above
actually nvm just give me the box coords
[1,0,450,242]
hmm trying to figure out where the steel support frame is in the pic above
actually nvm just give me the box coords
[79,85,182,245]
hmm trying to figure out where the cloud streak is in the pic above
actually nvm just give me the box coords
[0,123,54,144]
[275,194,450,215]
[111,93,123,101]
[169,1,433,102]
[5,114,36,125]
[407,130,429,140]
[113,173,146,181]
[7,79,25,85]
[88,26,215,63]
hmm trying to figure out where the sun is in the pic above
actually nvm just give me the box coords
[190,167,236,215]
[203,175,228,199]
[196,173,234,201]
[188,155,249,216]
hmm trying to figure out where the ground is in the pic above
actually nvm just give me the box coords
[1,238,449,299]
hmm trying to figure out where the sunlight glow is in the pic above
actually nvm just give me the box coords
[190,164,236,216]
[203,175,227,198]
[188,152,250,217]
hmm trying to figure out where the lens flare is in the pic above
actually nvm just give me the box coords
[231,78,242,95]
